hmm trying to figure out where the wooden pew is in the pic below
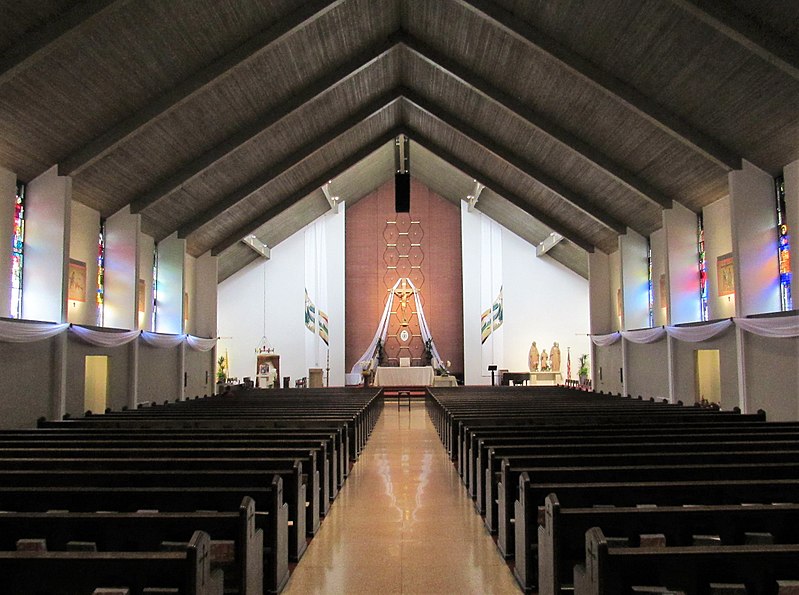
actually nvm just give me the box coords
[501,459,799,556]
[537,496,799,595]
[0,464,308,562]
[0,497,270,595]
[574,526,799,595]
[467,422,799,504]
[0,480,293,578]
[0,453,321,538]
[0,530,223,595]
[1,430,341,501]
[492,441,799,541]
[515,477,799,593]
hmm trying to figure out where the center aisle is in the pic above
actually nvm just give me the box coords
[283,400,520,594]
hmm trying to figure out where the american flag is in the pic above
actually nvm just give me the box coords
[566,347,571,380]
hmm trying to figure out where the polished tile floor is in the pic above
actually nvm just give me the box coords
[283,401,521,594]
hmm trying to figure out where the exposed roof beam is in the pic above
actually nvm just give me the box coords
[321,183,340,213]
[131,34,399,213]
[669,0,799,81]
[0,0,130,88]
[58,0,345,176]
[241,235,271,259]
[455,0,742,171]
[400,34,673,210]
[537,232,564,257]
[406,128,596,253]
[212,126,403,256]
[179,92,400,238]
[403,89,629,235]
[467,181,484,212]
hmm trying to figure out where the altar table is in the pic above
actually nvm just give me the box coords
[374,366,435,387]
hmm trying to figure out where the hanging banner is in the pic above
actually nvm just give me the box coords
[304,289,316,332]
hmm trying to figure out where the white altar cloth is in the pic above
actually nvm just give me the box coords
[374,366,435,387]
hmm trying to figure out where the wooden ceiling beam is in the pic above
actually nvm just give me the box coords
[58,0,346,177]
[212,126,404,256]
[0,0,130,88]
[403,88,630,236]
[180,92,401,239]
[131,34,400,214]
[400,33,673,210]
[668,0,799,81]
[455,0,742,171]
[405,127,596,254]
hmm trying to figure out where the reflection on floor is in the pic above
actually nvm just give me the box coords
[283,400,520,594]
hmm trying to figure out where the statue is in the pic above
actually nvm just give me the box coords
[540,349,549,371]
[550,342,561,372]
[528,341,539,372]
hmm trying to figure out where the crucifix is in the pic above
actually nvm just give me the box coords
[392,278,415,326]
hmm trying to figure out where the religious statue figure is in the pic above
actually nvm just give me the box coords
[528,341,539,372]
[550,342,561,372]
[540,349,549,371]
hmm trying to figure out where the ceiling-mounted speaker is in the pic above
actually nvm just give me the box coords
[395,171,410,213]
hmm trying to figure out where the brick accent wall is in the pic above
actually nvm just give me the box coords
[345,178,464,377]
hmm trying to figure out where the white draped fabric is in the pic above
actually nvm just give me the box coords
[69,326,140,347]
[141,331,186,349]
[665,319,734,342]
[622,327,667,344]
[346,277,447,385]
[186,335,217,352]
[591,332,622,346]
[411,278,447,372]
[734,316,799,338]
[346,278,400,385]
[0,320,69,343]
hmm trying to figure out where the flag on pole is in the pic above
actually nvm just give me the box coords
[318,310,329,345]
[304,289,316,332]
[492,286,504,330]
[480,308,492,343]
[566,347,571,380]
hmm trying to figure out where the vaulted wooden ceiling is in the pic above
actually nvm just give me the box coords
[1,0,797,282]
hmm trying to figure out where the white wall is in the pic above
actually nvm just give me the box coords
[461,205,591,384]
[138,233,155,331]
[627,339,670,400]
[588,250,612,333]
[184,254,196,335]
[609,250,622,331]
[704,196,736,319]
[620,229,650,330]
[325,205,346,386]
[67,201,100,326]
[218,209,346,386]
[0,165,15,318]
[155,234,185,334]
[730,160,781,316]
[194,251,218,339]
[105,207,140,330]
[650,228,668,326]
[664,202,702,324]
[23,166,71,322]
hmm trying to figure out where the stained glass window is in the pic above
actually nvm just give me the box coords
[647,239,654,327]
[10,182,25,319]
[776,176,792,311]
[697,213,708,321]
[96,220,105,326]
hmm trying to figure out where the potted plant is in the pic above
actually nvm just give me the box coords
[216,355,227,393]
[578,354,589,386]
